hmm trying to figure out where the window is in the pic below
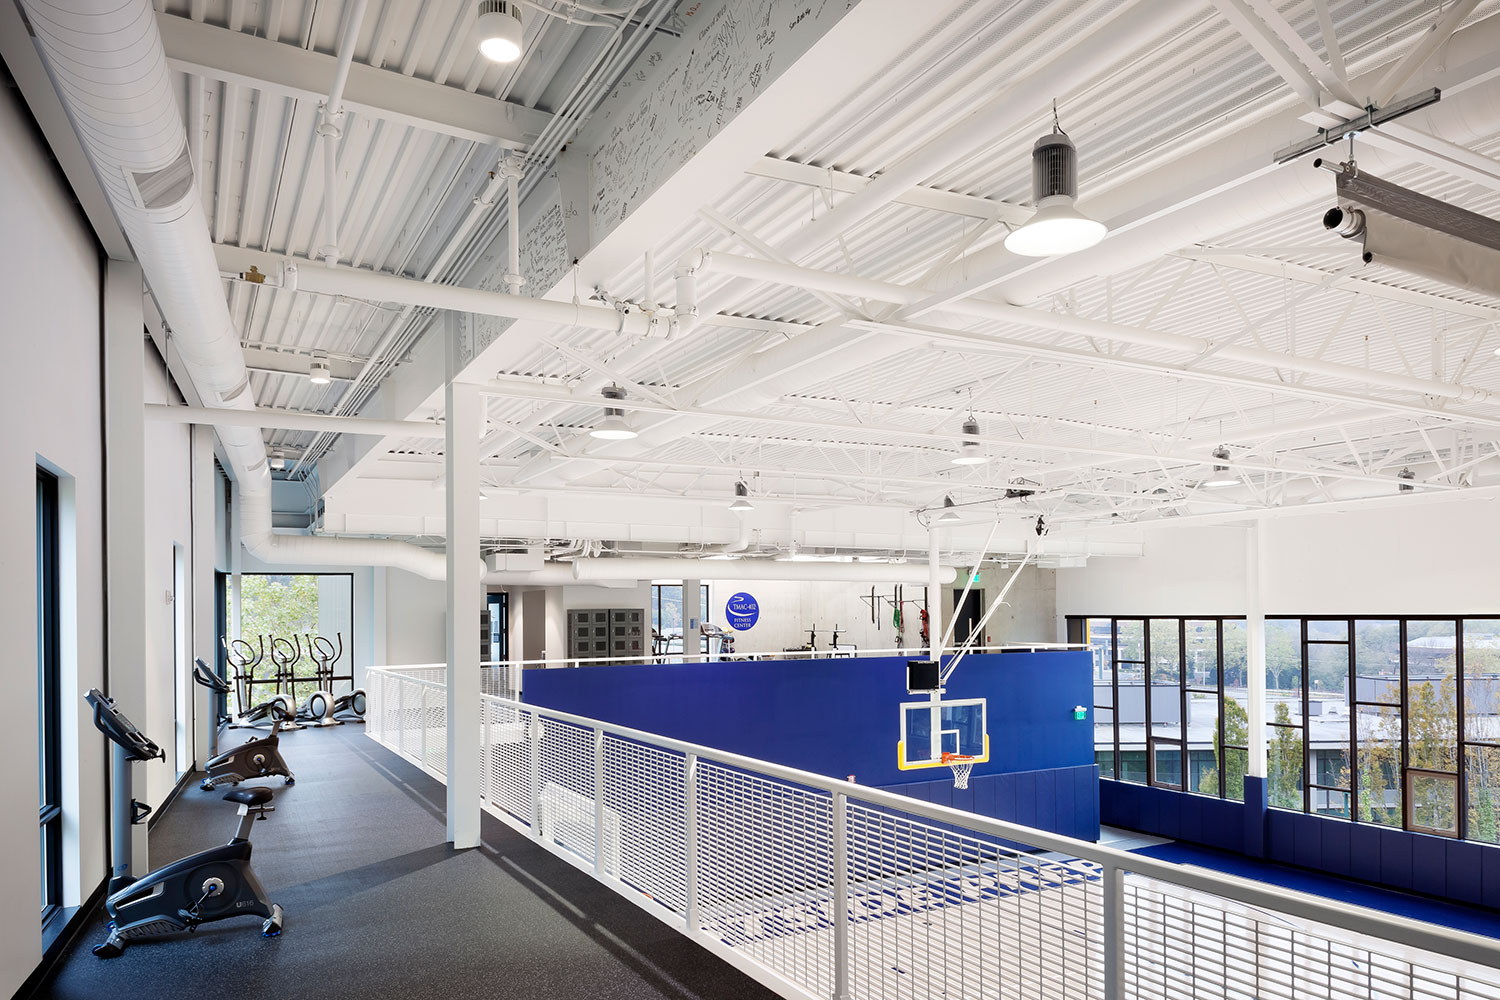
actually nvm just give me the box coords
[487,592,509,662]
[650,583,711,659]
[1077,613,1500,845]
[231,574,355,708]
[37,469,62,924]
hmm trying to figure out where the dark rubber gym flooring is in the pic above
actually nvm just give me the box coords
[40,725,778,1000]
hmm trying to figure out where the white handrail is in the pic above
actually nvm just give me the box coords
[366,664,1500,998]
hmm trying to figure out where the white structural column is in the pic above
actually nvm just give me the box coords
[103,259,149,879]
[190,424,217,764]
[1246,522,1267,780]
[928,529,944,663]
[682,579,702,662]
[444,321,481,849]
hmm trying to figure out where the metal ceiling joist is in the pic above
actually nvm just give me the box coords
[156,14,552,150]
[745,156,1030,225]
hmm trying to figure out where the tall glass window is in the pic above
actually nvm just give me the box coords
[37,469,62,925]
[1075,614,1500,845]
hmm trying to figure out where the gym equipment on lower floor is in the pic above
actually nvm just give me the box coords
[85,688,285,958]
[193,660,295,789]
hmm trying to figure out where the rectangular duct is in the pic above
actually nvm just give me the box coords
[1330,168,1500,297]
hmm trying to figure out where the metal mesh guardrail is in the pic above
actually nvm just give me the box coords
[367,665,1500,1000]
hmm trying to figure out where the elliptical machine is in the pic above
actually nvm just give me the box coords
[224,636,296,730]
[266,636,305,731]
[85,688,284,957]
[192,660,295,790]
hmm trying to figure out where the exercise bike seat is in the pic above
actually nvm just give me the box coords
[223,787,274,806]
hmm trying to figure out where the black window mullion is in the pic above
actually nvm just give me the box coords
[1144,620,1154,787]
[1457,617,1468,840]
[1300,618,1311,814]
[1110,619,1120,780]
[36,468,62,922]
[1179,618,1189,792]
[1400,618,1411,832]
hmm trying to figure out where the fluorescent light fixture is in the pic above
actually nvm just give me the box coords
[1203,445,1238,488]
[728,481,754,512]
[936,495,960,523]
[950,416,988,465]
[589,385,638,440]
[476,1,523,63]
[1004,131,1107,257]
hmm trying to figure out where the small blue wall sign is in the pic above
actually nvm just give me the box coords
[725,592,759,631]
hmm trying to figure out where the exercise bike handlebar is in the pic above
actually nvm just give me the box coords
[85,689,165,763]
[192,658,231,694]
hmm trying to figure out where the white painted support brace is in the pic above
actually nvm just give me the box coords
[831,791,850,1000]
[1246,522,1267,780]
[444,317,481,849]
[928,529,943,662]
[593,727,606,876]
[683,753,698,932]
[146,403,446,438]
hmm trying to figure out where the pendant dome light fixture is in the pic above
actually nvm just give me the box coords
[950,415,988,465]
[476,1,524,63]
[589,385,638,441]
[728,481,754,512]
[1203,445,1239,488]
[1004,106,1107,258]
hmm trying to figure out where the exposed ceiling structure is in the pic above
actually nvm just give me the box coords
[50,0,1500,564]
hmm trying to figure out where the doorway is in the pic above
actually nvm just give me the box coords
[953,589,984,646]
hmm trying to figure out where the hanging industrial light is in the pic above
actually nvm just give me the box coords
[1203,446,1238,488]
[1398,467,1415,492]
[476,1,524,63]
[728,481,754,512]
[589,385,638,440]
[1004,113,1107,257]
[307,352,332,385]
[950,416,988,465]
[936,495,960,523]
[269,450,287,472]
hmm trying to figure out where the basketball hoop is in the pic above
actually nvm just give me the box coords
[942,751,976,789]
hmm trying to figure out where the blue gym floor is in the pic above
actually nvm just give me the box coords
[1129,839,1500,939]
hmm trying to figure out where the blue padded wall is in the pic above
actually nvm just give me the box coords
[1100,777,1500,908]
[879,764,1100,843]
[524,650,1095,797]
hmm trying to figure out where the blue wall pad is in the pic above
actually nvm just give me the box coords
[1101,776,1500,910]
[879,764,1100,843]
[524,651,1095,790]
[1132,840,1500,940]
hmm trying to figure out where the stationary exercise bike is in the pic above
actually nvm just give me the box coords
[193,660,295,790]
[85,688,284,958]
[223,636,296,730]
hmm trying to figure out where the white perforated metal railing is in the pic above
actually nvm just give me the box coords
[366,665,1500,1000]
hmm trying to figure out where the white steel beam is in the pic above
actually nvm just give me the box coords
[157,14,551,149]
[745,156,1029,224]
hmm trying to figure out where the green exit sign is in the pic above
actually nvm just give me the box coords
[1073,706,1087,721]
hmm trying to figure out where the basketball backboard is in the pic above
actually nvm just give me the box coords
[897,697,988,771]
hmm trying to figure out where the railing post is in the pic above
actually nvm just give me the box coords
[593,727,607,877]
[420,686,430,769]
[479,699,490,802]
[1103,861,1124,1000]
[684,753,698,934]
[832,791,849,1000]
[529,712,542,838]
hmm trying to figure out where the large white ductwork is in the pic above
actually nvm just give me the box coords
[23,0,455,580]
[571,558,958,585]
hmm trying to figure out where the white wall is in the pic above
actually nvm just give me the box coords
[706,579,920,656]
[1056,497,1500,624]
[0,83,105,996]
[141,353,195,808]
[382,568,447,664]
[946,564,1058,647]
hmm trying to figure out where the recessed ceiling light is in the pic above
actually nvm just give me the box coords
[476,1,523,63]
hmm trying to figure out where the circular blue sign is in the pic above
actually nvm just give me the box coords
[725,592,759,631]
